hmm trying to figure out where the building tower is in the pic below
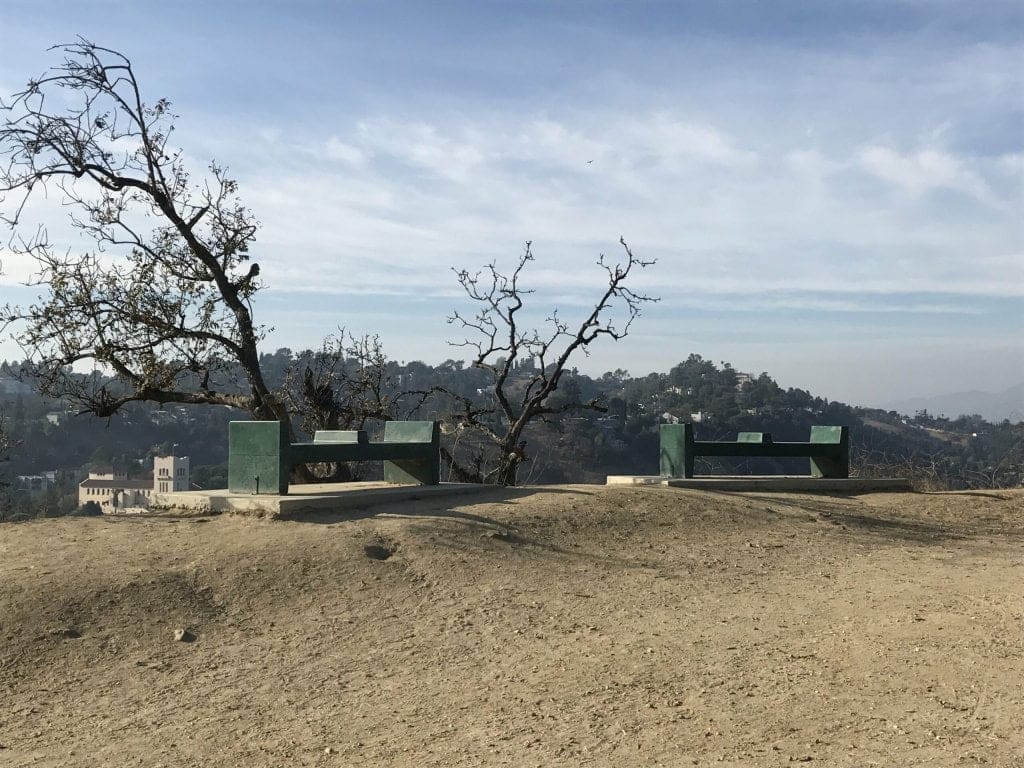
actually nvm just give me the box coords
[153,455,190,493]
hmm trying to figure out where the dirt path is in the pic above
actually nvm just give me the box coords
[2,486,1022,767]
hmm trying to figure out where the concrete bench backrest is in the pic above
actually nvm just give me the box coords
[312,423,439,485]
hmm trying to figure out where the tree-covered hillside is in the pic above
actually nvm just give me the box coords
[1,351,1020,519]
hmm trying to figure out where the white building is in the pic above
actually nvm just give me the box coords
[734,372,754,389]
[79,456,190,514]
[154,455,190,493]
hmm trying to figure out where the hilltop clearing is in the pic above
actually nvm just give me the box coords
[1,486,1022,767]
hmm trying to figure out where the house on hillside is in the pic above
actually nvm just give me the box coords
[79,456,190,514]
[16,471,58,494]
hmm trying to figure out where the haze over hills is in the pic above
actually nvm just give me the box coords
[884,383,1024,424]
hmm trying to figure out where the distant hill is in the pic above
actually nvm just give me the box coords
[885,383,1024,423]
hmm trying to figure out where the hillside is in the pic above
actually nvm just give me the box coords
[3,353,1022,523]
[885,383,1024,424]
[2,486,1022,767]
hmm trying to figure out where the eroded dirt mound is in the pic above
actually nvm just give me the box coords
[1,486,1022,767]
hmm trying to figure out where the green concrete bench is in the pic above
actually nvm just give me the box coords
[660,423,849,479]
[228,420,440,494]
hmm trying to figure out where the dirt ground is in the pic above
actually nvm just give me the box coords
[1,485,1022,767]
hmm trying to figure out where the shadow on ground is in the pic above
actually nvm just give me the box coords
[733,491,1011,544]
[275,485,584,527]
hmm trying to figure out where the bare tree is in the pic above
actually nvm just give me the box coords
[280,331,397,480]
[0,39,282,421]
[282,331,395,435]
[851,444,954,491]
[424,239,655,486]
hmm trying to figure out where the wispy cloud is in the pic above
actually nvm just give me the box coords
[858,145,996,202]
[9,108,1017,304]
[323,138,368,167]
[209,110,1021,303]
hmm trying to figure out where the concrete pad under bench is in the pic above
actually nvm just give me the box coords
[151,481,491,518]
[607,475,911,493]
[606,475,665,486]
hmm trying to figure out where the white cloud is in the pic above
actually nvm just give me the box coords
[858,145,995,203]
[324,137,367,166]
[354,119,489,182]
[997,152,1024,176]
[625,114,758,168]
[514,119,613,169]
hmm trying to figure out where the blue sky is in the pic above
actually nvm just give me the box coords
[1,0,1021,407]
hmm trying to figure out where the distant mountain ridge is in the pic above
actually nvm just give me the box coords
[884,383,1024,423]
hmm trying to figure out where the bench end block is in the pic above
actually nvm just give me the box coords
[809,425,849,478]
[382,421,441,485]
[228,420,290,494]
[660,423,695,478]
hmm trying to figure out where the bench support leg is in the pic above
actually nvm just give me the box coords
[660,423,695,478]
[382,421,441,485]
[228,421,290,494]
[809,425,850,478]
